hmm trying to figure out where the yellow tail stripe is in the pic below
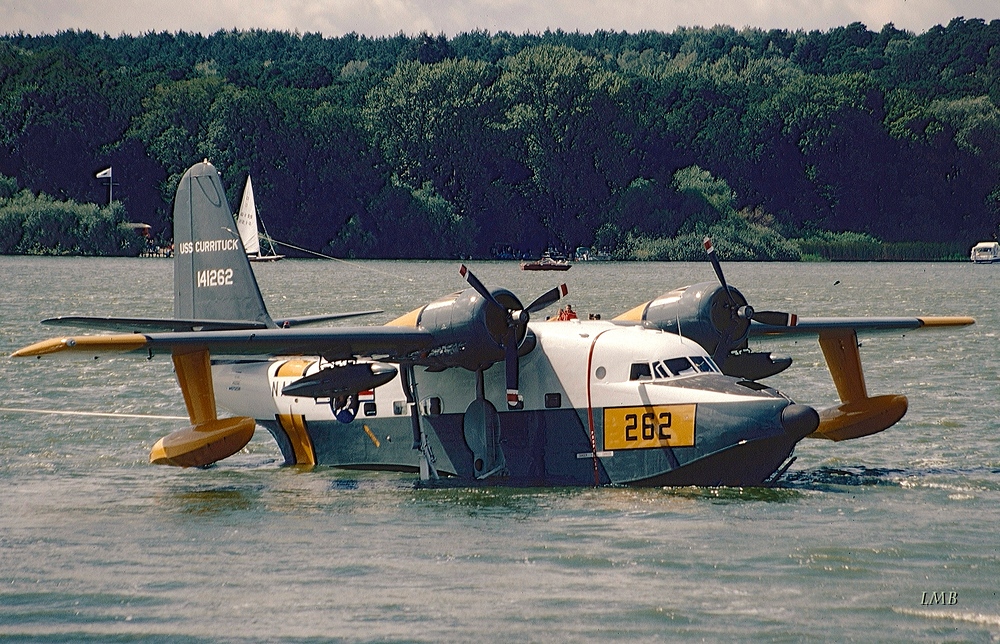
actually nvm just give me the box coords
[278,413,315,466]
[275,358,313,378]
[363,424,381,448]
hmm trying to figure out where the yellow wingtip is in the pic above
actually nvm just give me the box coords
[918,316,976,327]
[12,335,149,357]
[11,338,72,357]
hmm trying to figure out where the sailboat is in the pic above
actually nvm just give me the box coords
[235,176,284,262]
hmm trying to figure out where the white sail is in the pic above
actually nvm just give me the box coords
[235,176,261,256]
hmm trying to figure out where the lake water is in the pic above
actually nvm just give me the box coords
[1,256,998,642]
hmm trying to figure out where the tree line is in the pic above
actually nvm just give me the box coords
[1,20,998,259]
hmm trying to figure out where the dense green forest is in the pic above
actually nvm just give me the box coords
[1,20,998,259]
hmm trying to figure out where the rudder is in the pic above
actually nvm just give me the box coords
[173,161,275,328]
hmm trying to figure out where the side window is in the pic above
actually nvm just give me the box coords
[652,360,671,379]
[629,362,652,381]
[690,356,715,373]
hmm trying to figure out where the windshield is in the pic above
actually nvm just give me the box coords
[630,356,720,381]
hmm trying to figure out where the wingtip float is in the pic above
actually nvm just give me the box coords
[11,161,976,486]
[149,417,257,467]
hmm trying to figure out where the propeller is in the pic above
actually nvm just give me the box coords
[460,265,567,408]
[702,237,798,362]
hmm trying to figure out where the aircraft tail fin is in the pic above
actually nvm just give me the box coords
[173,161,276,328]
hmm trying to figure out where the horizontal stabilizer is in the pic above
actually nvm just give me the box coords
[42,316,269,333]
[273,310,383,327]
[42,309,383,332]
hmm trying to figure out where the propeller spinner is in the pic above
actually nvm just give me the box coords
[459,265,567,408]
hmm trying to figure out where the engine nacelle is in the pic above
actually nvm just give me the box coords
[620,282,750,355]
[386,287,528,371]
[282,362,398,398]
[616,282,790,380]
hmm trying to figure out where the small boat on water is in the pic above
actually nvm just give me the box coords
[520,254,571,271]
[236,176,284,262]
[573,246,612,261]
[521,258,571,271]
[970,241,999,263]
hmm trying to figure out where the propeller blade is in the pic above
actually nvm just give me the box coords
[460,265,505,312]
[700,238,800,368]
[458,264,536,408]
[525,283,568,314]
[503,326,520,408]
[703,237,736,307]
[753,310,799,327]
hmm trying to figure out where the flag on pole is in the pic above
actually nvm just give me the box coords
[95,167,112,179]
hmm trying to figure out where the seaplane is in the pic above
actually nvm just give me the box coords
[11,161,975,486]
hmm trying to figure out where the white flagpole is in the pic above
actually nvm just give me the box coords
[95,167,113,204]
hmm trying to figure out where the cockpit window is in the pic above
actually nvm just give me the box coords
[664,357,697,377]
[690,356,716,373]
[632,356,720,381]
[630,363,652,381]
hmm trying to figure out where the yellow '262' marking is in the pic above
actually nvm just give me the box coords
[603,404,696,450]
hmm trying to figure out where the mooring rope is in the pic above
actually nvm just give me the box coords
[0,407,188,420]
[267,237,414,282]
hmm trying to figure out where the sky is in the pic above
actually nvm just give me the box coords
[1,0,998,38]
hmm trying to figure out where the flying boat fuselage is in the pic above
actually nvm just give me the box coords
[212,320,815,486]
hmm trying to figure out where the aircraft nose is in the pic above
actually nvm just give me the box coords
[781,403,819,439]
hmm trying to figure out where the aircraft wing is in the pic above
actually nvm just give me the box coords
[749,316,974,337]
[744,314,973,442]
[12,324,436,470]
[12,326,435,363]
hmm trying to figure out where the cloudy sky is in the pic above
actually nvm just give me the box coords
[1,0,998,37]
